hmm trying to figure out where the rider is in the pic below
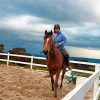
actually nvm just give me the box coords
[52,24,71,70]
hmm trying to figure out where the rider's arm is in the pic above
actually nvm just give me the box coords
[58,35,67,46]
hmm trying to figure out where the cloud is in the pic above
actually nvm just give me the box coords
[0,15,51,31]
[1,0,100,23]
[0,15,53,41]
[1,0,100,25]
[0,0,100,23]
[0,0,100,55]
[0,14,100,49]
[66,46,100,59]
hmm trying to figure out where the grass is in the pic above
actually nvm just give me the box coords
[0,61,92,77]
[71,71,91,78]
[98,95,100,100]
[0,61,48,71]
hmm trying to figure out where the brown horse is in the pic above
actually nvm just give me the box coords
[42,30,67,97]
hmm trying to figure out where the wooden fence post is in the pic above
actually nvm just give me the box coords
[31,56,33,69]
[7,52,10,65]
[93,64,100,99]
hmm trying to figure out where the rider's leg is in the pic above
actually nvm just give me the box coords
[60,49,71,70]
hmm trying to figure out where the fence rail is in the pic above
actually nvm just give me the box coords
[62,64,100,100]
[0,52,100,100]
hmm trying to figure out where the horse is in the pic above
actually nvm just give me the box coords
[42,30,68,97]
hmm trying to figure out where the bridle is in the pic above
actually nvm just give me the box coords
[42,37,58,56]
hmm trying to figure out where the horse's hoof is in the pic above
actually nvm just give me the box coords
[60,85,62,89]
[54,95,57,98]
[60,86,62,89]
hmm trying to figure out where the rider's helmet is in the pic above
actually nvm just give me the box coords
[54,24,60,30]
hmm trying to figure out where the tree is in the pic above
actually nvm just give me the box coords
[8,48,31,65]
[0,44,4,53]
[9,48,27,55]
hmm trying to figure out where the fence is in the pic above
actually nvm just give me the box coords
[0,52,100,100]
[61,64,100,100]
[0,52,47,69]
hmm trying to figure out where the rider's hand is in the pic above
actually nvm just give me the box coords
[58,43,61,46]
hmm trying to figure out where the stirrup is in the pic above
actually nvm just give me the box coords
[68,66,72,71]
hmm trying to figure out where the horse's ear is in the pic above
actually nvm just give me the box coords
[50,30,53,35]
[45,30,47,35]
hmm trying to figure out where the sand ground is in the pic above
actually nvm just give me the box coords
[0,64,93,100]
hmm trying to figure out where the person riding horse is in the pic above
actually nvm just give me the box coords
[43,30,68,97]
[52,24,71,70]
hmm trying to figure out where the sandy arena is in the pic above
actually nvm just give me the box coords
[0,64,93,100]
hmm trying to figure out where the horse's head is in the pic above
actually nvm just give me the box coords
[43,30,54,55]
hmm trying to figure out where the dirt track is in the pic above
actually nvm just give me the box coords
[0,64,92,100]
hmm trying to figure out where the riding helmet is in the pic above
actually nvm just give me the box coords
[54,24,60,30]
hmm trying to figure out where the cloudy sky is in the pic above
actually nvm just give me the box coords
[0,0,100,59]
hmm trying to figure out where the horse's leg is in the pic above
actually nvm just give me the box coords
[50,72,54,91]
[54,70,60,97]
[60,67,66,89]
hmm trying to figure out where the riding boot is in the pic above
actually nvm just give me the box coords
[64,55,72,70]
[60,48,71,70]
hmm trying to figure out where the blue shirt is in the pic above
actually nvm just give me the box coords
[52,31,67,49]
